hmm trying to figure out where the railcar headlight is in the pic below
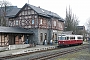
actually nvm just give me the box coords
[63,42,64,43]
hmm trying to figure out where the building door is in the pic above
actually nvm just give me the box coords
[55,34,57,43]
[40,33,43,42]
[9,34,15,45]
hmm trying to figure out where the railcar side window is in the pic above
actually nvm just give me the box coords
[70,37,75,40]
[65,37,66,40]
[77,37,82,39]
[67,37,69,40]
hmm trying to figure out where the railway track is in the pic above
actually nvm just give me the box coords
[0,45,88,60]
[30,45,88,60]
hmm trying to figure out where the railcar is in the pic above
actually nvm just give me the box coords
[58,34,83,46]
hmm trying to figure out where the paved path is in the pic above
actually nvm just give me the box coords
[0,45,57,57]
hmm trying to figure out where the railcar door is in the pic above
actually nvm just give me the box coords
[76,35,83,44]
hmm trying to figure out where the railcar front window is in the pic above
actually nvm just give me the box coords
[59,37,65,40]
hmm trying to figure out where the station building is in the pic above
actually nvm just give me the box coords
[0,3,64,47]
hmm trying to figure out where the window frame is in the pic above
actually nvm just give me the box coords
[54,21,56,26]
[40,33,43,42]
[40,19,42,24]
[16,20,18,25]
[32,19,34,24]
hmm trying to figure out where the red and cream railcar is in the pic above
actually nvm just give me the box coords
[58,34,83,46]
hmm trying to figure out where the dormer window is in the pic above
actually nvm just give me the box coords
[42,9,44,12]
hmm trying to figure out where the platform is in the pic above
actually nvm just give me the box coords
[0,45,57,57]
[0,41,89,57]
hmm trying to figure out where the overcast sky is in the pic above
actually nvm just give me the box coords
[7,0,90,26]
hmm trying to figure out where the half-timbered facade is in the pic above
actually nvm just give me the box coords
[6,3,64,44]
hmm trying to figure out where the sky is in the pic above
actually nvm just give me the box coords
[6,0,90,26]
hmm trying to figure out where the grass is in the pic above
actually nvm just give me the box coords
[57,49,90,60]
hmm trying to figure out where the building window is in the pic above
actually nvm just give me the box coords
[25,21,29,25]
[24,7,27,10]
[13,20,15,26]
[52,33,54,40]
[44,33,47,40]
[40,19,42,24]
[9,21,11,26]
[32,19,34,24]
[28,10,31,15]
[29,16,31,18]
[19,17,21,19]
[48,21,51,27]
[21,11,24,15]
[0,34,8,46]
[35,16,37,18]
[54,21,56,26]
[10,22,13,26]
[22,20,25,25]
[59,23,63,28]
[16,20,18,25]
[31,10,34,14]
[40,33,43,42]
[25,16,28,19]
[24,11,27,15]
[28,7,31,9]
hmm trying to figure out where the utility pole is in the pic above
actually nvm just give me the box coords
[88,37,90,53]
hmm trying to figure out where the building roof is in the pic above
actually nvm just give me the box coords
[27,4,64,21]
[0,6,18,16]
[77,26,85,30]
[0,26,33,34]
[6,3,64,21]
[28,4,61,18]
[6,8,20,17]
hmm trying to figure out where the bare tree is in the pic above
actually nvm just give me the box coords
[0,0,12,26]
[65,6,79,34]
[86,18,90,33]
